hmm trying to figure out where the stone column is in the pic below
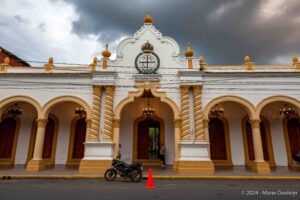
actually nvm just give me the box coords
[180,85,190,141]
[193,85,205,141]
[112,119,120,158]
[103,86,115,141]
[26,119,48,171]
[174,119,181,161]
[203,118,210,142]
[249,119,270,173]
[89,85,101,141]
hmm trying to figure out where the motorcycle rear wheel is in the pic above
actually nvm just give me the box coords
[105,169,117,181]
[130,169,142,182]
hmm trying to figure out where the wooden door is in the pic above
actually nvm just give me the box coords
[137,120,149,159]
[42,118,55,158]
[209,118,227,160]
[72,118,86,159]
[287,118,300,159]
[0,118,17,159]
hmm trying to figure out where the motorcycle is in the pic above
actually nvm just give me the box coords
[104,159,143,182]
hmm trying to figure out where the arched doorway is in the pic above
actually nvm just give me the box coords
[27,115,59,167]
[134,116,165,160]
[256,96,300,169]
[67,117,87,166]
[209,116,232,168]
[284,117,300,168]
[0,117,20,166]
[242,116,275,168]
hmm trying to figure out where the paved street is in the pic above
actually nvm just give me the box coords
[0,179,299,200]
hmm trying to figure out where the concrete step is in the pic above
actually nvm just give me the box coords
[133,159,163,168]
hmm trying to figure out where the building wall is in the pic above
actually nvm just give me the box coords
[202,74,300,109]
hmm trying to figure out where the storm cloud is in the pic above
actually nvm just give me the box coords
[65,0,300,65]
[0,0,299,65]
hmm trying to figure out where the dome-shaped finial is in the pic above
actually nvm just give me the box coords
[244,55,251,63]
[144,11,153,25]
[199,56,204,64]
[184,42,194,58]
[48,57,54,64]
[93,57,98,64]
[292,56,298,63]
[102,44,111,58]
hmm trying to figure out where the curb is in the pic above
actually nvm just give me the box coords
[1,175,300,180]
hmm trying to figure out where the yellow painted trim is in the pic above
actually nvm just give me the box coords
[209,116,233,168]
[26,114,59,167]
[203,95,256,120]
[0,115,20,167]
[40,96,92,119]
[256,95,300,119]
[114,85,180,121]
[133,115,165,161]
[241,116,276,168]
[283,116,300,170]
[0,95,42,117]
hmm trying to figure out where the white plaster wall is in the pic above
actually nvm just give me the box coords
[222,102,247,165]
[0,76,93,109]
[202,74,300,109]
[119,98,174,165]
[51,103,78,164]
[269,118,288,166]
[15,103,38,164]
[261,103,289,166]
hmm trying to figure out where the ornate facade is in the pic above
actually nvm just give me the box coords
[0,13,299,174]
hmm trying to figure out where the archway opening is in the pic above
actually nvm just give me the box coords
[119,90,174,167]
[0,101,38,167]
[206,100,255,169]
[259,100,299,169]
[42,100,89,168]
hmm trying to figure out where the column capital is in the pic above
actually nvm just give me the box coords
[113,119,120,128]
[105,85,115,93]
[193,85,203,93]
[250,119,261,129]
[36,119,48,127]
[180,85,190,93]
[92,85,102,93]
[174,119,181,128]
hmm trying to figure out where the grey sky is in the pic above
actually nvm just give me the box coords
[0,0,299,65]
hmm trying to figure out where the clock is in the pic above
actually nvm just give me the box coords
[135,52,160,74]
[135,41,160,74]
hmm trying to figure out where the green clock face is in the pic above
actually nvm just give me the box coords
[135,52,160,74]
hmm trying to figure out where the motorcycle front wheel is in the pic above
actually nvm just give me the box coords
[104,169,117,181]
[130,169,142,182]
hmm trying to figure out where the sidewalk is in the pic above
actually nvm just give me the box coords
[0,165,299,180]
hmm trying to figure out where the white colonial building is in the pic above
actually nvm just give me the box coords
[0,13,299,174]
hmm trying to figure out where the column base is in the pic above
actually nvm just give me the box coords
[79,160,112,173]
[79,141,114,173]
[250,162,271,174]
[173,160,215,174]
[26,160,46,172]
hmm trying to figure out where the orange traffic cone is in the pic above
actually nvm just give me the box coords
[145,168,155,189]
